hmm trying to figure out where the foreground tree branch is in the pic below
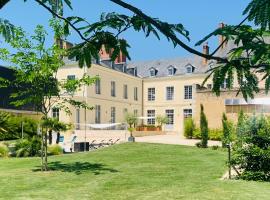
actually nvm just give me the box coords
[110,0,228,63]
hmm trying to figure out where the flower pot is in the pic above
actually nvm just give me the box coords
[128,136,135,142]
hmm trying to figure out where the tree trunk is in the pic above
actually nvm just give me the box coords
[48,129,52,145]
[41,130,44,172]
[56,132,60,144]
[44,128,48,171]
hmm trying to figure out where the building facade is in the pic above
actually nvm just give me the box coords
[55,43,212,134]
[55,37,270,135]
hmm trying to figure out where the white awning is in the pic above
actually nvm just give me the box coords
[74,123,122,129]
[137,116,155,120]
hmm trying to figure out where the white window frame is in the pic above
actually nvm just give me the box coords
[168,67,175,76]
[111,81,116,97]
[95,105,101,124]
[95,79,101,94]
[150,68,156,77]
[123,84,128,99]
[134,87,138,101]
[111,107,116,123]
[147,110,155,125]
[67,75,75,80]
[76,109,80,130]
[166,86,174,100]
[183,109,192,119]
[184,85,193,99]
[52,107,59,120]
[148,88,155,101]
[165,109,174,125]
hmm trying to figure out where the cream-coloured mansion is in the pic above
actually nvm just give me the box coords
[54,37,270,134]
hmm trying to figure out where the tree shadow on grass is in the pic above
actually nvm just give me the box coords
[32,161,119,175]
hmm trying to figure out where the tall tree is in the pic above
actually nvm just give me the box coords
[0,22,95,171]
[200,104,208,148]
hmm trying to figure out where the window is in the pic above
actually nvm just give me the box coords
[52,108,59,120]
[148,88,155,101]
[123,108,128,117]
[207,84,212,89]
[111,107,116,123]
[111,81,116,97]
[123,84,128,99]
[221,79,229,89]
[150,68,156,77]
[134,87,138,101]
[166,86,174,100]
[147,110,155,125]
[66,75,76,94]
[134,109,138,116]
[166,109,174,125]
[76,109,80,130]
[95,79,101,94]
[183,109,192,119]
[186,66,192,73]
[67,75,75,80]
[168,66,175,76]
[184,85,193,99]
[95,105,101,124]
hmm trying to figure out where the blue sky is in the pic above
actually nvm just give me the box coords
[1,0,250,62]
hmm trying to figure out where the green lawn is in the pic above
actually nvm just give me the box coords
[0,143,269,200]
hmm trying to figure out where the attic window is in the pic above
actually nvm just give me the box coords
[168,66,175,76]
[186,65,194,74]
[150,68,157,77]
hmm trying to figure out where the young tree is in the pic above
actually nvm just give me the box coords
[184,118,195,139]
[222,113,234,148]
[0,23,95,171]
[200,104,208,148]
[236,110,247,145]
[125,113,138,141]
[156,115,169,130]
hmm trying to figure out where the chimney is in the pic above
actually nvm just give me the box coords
[99,45,127,64]
[202,42,209,65]
[99,45,112,61]
[54,38,73,49]
[218,22,227,49]
[115,51,127,64]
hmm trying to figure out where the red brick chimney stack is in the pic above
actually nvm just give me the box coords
[219,22,227,49]
[202,42,209,65]
[99,45,127,64]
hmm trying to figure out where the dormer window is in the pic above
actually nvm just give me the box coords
[149,68,157,77]
[185,64,195,74]
[208,61,215,70]
[167,66,176,76]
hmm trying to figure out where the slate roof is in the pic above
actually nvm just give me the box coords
[127,55,208,78]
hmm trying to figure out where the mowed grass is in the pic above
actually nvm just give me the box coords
[0,143,269,200]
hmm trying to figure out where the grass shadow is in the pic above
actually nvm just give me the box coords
[32,161,119,175]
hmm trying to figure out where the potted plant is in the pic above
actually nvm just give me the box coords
[156,115,169,131]
[125,113,138,142]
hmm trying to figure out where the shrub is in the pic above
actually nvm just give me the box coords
[0,111,38,141]
[15,136,41,157]
[211,145,219,150]
[200,104,208,148]
[231,115,270,182]
[222,113,235,147]
[0,144,9,157]
[193,128,223,141]
[209,129,223,141]
[184,118,195,139]
[193,128,201,139]
[48,145,63,155]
